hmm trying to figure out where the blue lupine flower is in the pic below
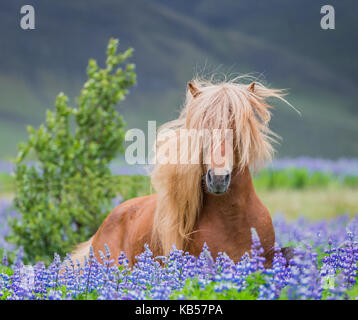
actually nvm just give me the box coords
[0,209,358,299]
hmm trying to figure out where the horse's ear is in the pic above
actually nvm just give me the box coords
[248,82,255,93]
[188,82,201,98]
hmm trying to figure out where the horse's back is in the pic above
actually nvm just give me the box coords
[92,194,157,264]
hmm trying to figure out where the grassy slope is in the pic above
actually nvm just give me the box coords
[0,0,357,158]
[258,187,358,221]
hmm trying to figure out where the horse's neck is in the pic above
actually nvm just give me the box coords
[202,166,256,218]
[194,167,274,264]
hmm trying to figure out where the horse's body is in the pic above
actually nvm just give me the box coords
[72,78,294,267]
[80,167,275,267]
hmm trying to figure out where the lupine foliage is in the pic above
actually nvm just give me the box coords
[6,39,136,263]
[1,216,358,300]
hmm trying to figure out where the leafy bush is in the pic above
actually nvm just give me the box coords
[7,39,136,263]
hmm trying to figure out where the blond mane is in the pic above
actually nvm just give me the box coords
[150,77,293,255]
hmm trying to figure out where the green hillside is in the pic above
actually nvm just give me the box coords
[0,0,357,159]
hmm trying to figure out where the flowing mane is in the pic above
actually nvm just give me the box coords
[150,77,293,255]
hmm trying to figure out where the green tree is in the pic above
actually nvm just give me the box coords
[7,39,136,263]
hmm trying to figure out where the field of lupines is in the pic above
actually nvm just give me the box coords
[0,158,358,300]
[0,217,358,300]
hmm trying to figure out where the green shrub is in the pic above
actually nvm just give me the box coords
[7,39,136,263]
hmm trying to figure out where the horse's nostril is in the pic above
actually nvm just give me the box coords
[224,173,230,183]
[207,169,212,183]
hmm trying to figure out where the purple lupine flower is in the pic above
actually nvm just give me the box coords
[2,250,8,267]
[0,203,358,299]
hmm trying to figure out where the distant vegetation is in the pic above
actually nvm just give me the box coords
[253,168,358,190]
[0,0,357,158]
[2,167,358,197]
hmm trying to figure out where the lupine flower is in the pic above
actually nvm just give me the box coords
[0,198,358,299]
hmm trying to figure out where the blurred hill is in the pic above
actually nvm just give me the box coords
[0,0,357,159]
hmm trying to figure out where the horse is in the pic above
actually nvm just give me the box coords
[71,78,295,267]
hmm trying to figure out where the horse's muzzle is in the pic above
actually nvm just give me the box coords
[206,169,231,194]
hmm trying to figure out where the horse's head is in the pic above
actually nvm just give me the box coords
[185,79,296,195]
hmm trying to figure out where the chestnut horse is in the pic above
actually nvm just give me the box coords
[71,78,295,267]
